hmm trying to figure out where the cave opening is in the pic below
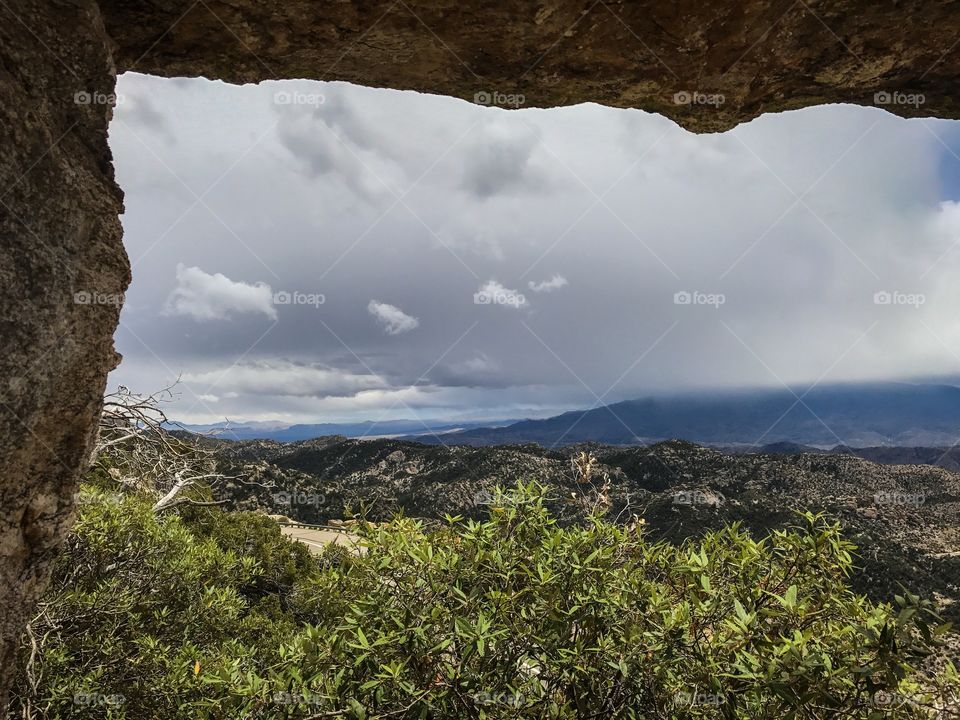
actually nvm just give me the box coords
[5,0,960,709]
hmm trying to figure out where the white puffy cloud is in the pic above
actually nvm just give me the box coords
[163,264,276,321]
[528,275,568,293]
[368,300,420,335]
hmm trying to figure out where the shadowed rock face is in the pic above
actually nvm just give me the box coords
[3,0,960,706]
[103,0,960,132]
[0,0,129,706]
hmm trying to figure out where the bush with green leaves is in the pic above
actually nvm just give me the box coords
[10,483,958,719]
[11,486,314,719]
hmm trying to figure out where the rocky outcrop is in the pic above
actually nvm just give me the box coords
[4,0,960,708]
[102,0,960,132]
[0,0,128,707]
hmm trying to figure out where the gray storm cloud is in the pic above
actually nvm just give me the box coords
[108,73,960,423]
[461,123,546,199]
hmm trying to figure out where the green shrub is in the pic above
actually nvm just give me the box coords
[11,488,311,718]
[182,505,317,614]
[10,483,958,719]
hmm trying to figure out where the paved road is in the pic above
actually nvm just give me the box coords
[280,525,363,555]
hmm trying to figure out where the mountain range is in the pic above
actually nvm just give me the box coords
[416,382,960,447]
[176,381,960,448]
[175,418,499,442]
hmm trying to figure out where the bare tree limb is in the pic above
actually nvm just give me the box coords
[93,383,236,514]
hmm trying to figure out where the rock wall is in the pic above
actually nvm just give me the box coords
[103,0,960,132]
[0,0,128,707]
[3,0,960,709]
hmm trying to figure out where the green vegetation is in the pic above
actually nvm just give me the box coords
[10,482,959,718]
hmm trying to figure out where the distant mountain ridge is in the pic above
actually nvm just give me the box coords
[176,382,960,447]
[175,418,502,442]
[416,382,960,447]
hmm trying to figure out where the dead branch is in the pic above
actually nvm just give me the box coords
[93,383,236,513]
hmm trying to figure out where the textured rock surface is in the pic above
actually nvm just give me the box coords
[0,0,128,707]
[4,0,960,709]
[103,0,960,132]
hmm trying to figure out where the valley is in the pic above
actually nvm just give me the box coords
[209,435,960,623]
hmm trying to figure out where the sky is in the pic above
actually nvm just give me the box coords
[107,72,960,425]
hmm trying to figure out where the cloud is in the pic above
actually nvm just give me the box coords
[163,264,277,321]
[182,360,385,398]
[368,300,420,335]
[196,393,220,403]
[111,75,960,424]
[116,92,171,139]
[475,280,528,309]
[461,124,544,199]
[274,87,396,202]
[528,275,568,293]
[430,353,515,388]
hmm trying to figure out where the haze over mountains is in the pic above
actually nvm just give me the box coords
[179,381,960,448]
[422,382,960,447]
[178,418,499,443]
